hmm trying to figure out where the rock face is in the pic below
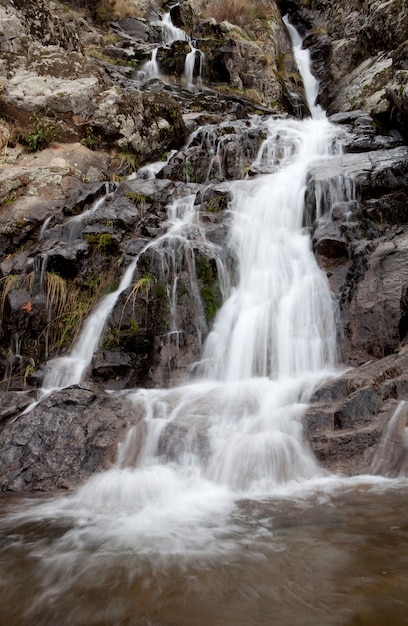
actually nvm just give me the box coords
[0,0,408,491]
[280,0,408,139]
[0,384,140,492]
[305,348,408,476]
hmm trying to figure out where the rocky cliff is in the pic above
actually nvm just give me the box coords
[0,0,407,491]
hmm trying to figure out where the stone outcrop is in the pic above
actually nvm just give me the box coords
[305,348,408,476]
[305,115,408,365]
[0,0,186,166]
[0,383,141,491]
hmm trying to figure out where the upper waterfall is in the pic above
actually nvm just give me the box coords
[283,15,325,119]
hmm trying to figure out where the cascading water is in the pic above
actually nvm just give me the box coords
[22,20,341,519]
[283,16,324,120]
[139,11,205,88]
[138,46,159,82]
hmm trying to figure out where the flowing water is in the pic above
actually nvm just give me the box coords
[1,19,408,626]
[138,12,204,88]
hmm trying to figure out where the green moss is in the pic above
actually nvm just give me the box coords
[195,256,221,323]
[85,232,117,255]
[201,284,218,322]
[195,257,214,284]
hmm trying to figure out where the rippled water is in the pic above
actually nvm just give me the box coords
[1,480,408,625]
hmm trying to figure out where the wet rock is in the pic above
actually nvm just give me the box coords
[313,220,348,260]
[160,122,267,183]
[0,391,34,421]
[305,347,408,475]
[157,40,191,77]
[0,383,139,492]
[158,417,210,462]
[91,351,133,387]
[45,237,89,273]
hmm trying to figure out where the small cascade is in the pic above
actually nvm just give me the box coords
[184,45,205,90]
[63,185,111,243]
[19,255,139,415]
[39,215,53,241]
[32,253,48,294]
[138,11,204,89]
[161,11,189,45]
[283,15,324,119]
[141,194,227,355]
[313,174,356,221]
[139,47,160,81]
[371,402,408,476]
[42,257,138,391]
[129,150,177,180]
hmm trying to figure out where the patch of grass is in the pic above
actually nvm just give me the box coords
[202,0,270,26]
[117,151,140,174]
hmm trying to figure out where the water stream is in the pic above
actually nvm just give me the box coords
[1,18,408,625]
[138,11,204,88]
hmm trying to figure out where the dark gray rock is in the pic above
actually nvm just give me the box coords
[305,347,408,475]
[0,383,139,492]
[313,220,348,259]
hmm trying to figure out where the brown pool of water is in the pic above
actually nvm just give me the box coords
[0,483,407,626]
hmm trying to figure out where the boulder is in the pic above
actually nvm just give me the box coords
[0,383,139,492]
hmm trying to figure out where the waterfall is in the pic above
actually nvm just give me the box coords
[32,21,342,502]
[283,15,324,119]
[138,12,205,88]
[13,17,346,562]
[41,257,138,391]
[138,47,160,81]
[184,45,205,90]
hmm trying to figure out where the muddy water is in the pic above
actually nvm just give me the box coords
[1,480,408,626]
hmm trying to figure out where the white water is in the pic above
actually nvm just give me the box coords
[139,46,159,81]
[184,45,205,90]
[283,16,324,119]
[42,257,138,391]
[139,12,205,88]
[23,26,343,518]
[10,19,358,580]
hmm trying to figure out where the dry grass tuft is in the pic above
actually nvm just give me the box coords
[202,0,270,26]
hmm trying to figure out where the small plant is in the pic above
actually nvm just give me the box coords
[81,126,99,150]
[117,151,140,174]
[18,114,61,152]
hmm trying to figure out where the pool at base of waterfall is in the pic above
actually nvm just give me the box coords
[1,481,408,626]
